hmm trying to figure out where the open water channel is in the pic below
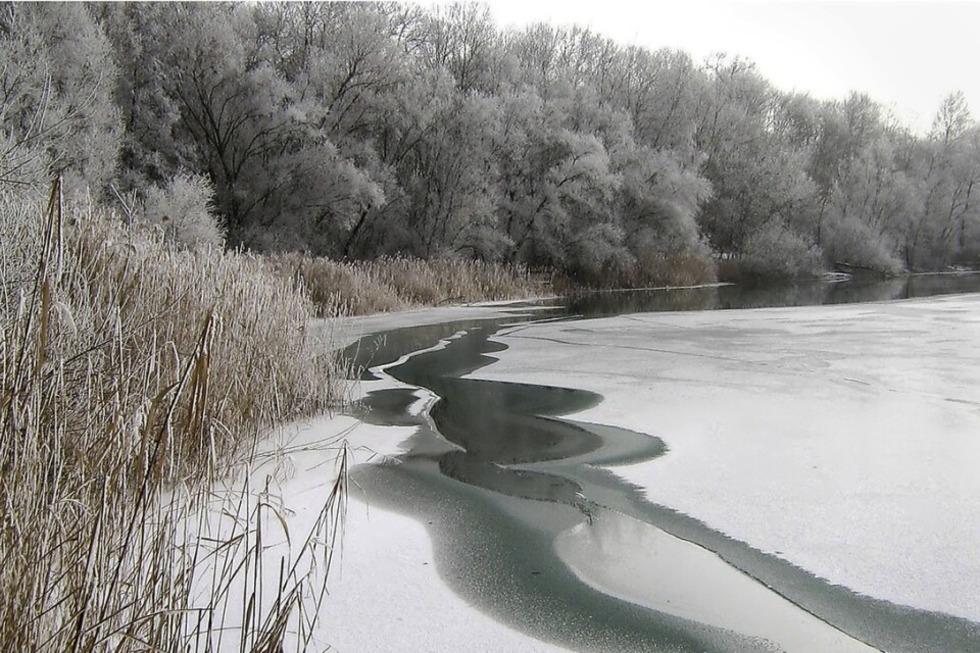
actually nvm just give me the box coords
[340,274,980,653]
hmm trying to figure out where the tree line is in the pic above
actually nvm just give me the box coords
[3,2,978,282]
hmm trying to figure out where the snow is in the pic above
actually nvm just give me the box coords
[472,294,980,624]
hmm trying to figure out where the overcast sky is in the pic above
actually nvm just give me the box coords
[487,0,980,135]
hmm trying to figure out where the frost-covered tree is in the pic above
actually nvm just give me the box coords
[0,2,121,192]
[821,134,913,272]
[76,1,980,276]
[414,3,498,93]
[142,172,224,249]
[694,56,815,256]
[494,86,621,268]
[94,2,184,190]
[394,76,504,258]
[903,96,980,269]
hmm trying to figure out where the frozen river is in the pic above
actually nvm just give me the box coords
[309,277,980,652]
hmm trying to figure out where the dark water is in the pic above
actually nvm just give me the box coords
[341,274,980,375]
[558,273,980,317]
[343,275,980,653]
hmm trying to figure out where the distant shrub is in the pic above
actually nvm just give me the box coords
[142,172,225,249]
[630,247,718,288]
[740,224,825,279]
[715,255,742,283]
[565,224,632,286]
[559,245,717,291]
[824,218,905,275]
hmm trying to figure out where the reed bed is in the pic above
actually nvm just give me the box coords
[0,182,347,652]
[554,251,718,293]
[267,253,544,317]
[628,251,718,288]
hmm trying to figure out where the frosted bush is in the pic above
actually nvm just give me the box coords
[741,224,824,279]
[824,218,905,275]
[143,173,225,249]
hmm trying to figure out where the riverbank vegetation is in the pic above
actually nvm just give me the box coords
[3,2,980,651]
[0,182,351,650]
[267,254,544,316]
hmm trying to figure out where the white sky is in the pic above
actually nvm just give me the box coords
[487,0,980,135]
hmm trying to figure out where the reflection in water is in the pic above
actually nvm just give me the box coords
[355,460,774,653]
[559,273,980,318]
[340,317,542,380]
[344,276,980,653]
[438,451,584,505]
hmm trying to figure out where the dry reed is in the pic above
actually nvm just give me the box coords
[267,253,544,317]
[0,181,347,652]
[553,251,718,293]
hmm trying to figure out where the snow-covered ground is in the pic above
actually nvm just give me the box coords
[472,294,980,625]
